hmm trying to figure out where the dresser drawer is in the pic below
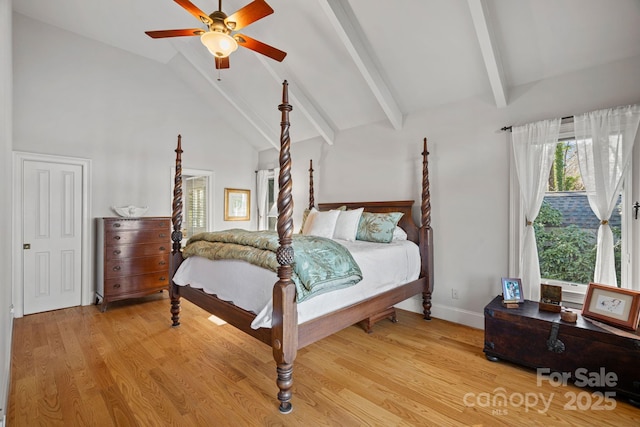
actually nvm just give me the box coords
[105,242,169,260]
[105,255,169,278]
[103,273,169,296]
[105,229,170,245]
[104,218,171,231]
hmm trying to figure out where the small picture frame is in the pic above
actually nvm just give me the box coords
[539,284,562,312]
[501,277,524,303]
[582,283,640,331]
[224,188,251,221]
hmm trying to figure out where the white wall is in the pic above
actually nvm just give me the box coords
[11,12,262,318]
[0,1,12,424]
[259,54,640,329]
[13,13,260,227]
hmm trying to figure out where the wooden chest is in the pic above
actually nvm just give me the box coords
[484,296,640,403]
[96,217,171,311]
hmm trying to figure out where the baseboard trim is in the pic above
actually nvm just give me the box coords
[430,303,485,330]
[395,297,485,330]
[0,306,13,425]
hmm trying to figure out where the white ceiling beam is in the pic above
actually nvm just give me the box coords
[256,55,335,145]
[320,0,403,130]
[468,0,508,108]
[175,41,280,149]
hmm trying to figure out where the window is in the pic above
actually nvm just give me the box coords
[267,175,277,231]
[185,175,208,238]
[509,120,635,304]
[172,168,214,242]
[534,139,627,299]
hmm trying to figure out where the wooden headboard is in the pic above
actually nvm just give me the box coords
[317,200,419,244]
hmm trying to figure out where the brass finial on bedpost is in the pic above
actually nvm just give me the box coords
[170,134,183,327]
[273,80,297,414]
[308,159,315,209]
[420,137,434,320]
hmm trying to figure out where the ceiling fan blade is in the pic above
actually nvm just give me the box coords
[225,0,274,31]
[145,29,205,38]
[174,0,212,25]
[235,34,286,62]
[215,56,230,69]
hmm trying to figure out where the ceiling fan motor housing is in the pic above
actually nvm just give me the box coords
[209,10,231,34]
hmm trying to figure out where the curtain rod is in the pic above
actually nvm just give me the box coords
[501,115,573,132]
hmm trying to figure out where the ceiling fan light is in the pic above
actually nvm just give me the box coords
[201,31,238,58]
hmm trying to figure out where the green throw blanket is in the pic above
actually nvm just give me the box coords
[183,229,362,302]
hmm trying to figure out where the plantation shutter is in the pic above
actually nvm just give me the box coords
[185,176,208,238]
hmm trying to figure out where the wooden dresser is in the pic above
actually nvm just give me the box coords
[96,217,171,312]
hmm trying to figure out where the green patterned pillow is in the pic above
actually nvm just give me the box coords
[356,212,404,243]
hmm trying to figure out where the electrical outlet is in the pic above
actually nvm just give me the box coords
[451,289,459,299]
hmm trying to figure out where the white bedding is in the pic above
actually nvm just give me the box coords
[172,238,421,329]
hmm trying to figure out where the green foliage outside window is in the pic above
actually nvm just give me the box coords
[534,202,621,285]
[548,142,584,191]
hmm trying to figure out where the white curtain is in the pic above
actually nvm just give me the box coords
[274,167,280,196]
[575,104,640,287]
[512,119,561,301]
[256,170,269,230]
[272,167,280,222]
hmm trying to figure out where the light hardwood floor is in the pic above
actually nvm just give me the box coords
[8,293,640,426]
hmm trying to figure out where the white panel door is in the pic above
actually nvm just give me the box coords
[23,160,82,314]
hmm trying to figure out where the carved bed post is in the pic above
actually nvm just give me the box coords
[308,159,314,209]
[272,80,298,414]
[420,137,434,320]
[170,135,183,327]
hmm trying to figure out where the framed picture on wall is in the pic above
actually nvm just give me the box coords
[582,283,640,331]
[224,188,251,221]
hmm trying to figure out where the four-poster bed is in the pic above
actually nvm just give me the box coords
[169,81,434,413]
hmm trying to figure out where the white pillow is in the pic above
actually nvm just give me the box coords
[333,208,364,241]
[302,209,341,238]
[392,226,408,241]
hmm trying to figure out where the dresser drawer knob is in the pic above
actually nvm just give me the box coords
[113,236,121,240]
[114,283,121,288]
[159,246,166,251]
[159,277,166,281]
[113,249,121,255]
[113,223,121,228]
[159,261,166,265]
[113,266,121,271]
[159,233,167,238]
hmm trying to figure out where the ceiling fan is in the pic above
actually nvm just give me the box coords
[145,0,286,69]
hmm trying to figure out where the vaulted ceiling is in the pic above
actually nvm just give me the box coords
[13,0,640,151]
